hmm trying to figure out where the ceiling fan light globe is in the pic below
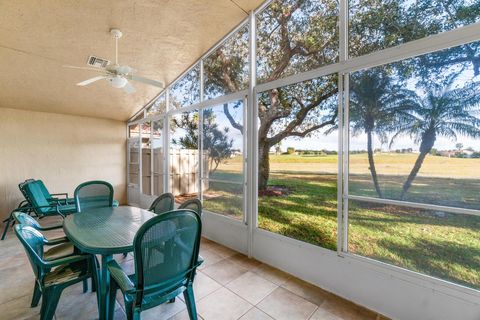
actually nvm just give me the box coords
[109,76,128,88]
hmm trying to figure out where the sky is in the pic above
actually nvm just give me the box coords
[166,63,480,153]
[168,104,479,153]
[281,134,480,152]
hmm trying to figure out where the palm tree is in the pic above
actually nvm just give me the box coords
[350,69,418,198]
[389,76,480,200]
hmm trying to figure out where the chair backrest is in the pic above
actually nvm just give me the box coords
[178,198,202,216]
[18,180,33,204]
[21,180,51,214]
[148,193,175,214]
[13,211,41,229]
[133,210,201,305]
[34,180,53,200]
[14,225,46,279]
[74,180,114,212]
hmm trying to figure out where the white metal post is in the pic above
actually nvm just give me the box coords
[337,0,348,254]
[199,60,204,201]
[337,75,344,255]
[246,10,257,257]
[126,126,131,204]
[342,74,350,253]
[138,122,143,195]
[164,88,171,193]
[242,96,248,226]
[150,121,154,196]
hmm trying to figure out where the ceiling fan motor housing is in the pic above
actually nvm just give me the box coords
[108,76,127,88]
[110,29,123,39]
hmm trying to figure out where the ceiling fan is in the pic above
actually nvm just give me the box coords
[64,29,164,94]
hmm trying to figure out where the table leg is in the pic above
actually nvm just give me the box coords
[96,254,113,320]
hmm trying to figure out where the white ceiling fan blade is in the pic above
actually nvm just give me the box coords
[129,75,164,88]
[63,65,105,72]
[77,76,107,86]
[123,81,136,94]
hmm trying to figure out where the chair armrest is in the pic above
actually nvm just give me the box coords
[49,193,71,205]
[107,260,136,294]
[48,198,66,205]
[50,192,69,198]
[41,254,90,268]
[55,205,68,217]
[197,255,204,266]
[44,236,69,246]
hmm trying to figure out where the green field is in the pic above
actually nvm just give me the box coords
[203,153,480,290]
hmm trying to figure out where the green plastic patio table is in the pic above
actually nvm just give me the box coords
[63,206,156,320]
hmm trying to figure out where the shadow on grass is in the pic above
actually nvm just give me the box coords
[349,173,480,210]
[258,173,338,250]
[349,202,480,234]
[373,237,480,290]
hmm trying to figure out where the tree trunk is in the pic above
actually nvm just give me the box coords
[401,131,435,200]
[367,130,383,198]
[400,151,428,200]
[258,142,271,191]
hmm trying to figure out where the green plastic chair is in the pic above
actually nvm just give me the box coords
[2,179,78,240]
[1,199,32,240]
[1,180,77,240]
[107,210,203,320]
[12,212,93,297]
[35,180,74,205]
[13,210,63,231]
[13,211,75,259]
[177,200,205,270]
[14,225,98,320]
[178,198,202,216]
[148,193,175,214]
[2,179,119,240]
[74,180,114,212]
[21,180,77,217]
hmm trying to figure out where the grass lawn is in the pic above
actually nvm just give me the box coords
[204,153,480,290]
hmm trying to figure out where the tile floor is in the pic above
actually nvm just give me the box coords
[0,228,389,320]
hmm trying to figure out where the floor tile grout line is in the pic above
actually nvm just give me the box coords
[279,282,328,307]
[255,285,322,320]
[201,261,249,287]
[234,303,255,320]
[306,305,319,320]
[248,264,293,284]
[196,268,223,288]
[195,282,224,303]
[213,285,256,319]
[225,274,279,306]
[0,293,35,309]
[223,282,259,306]
[280,285,324,308]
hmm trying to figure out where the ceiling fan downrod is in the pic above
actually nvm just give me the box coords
[110,29,123,65]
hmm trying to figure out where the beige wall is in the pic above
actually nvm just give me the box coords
[0,107,126,222]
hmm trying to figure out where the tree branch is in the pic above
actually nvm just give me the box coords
[266,0,306,82]
[223,103,244,134]
[217,51,241,93]
[267,88,338,145]
[286,118,337,138]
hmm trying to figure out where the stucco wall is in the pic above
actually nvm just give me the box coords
[0,107,126,222]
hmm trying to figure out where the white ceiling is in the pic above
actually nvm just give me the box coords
[0,0,264,121]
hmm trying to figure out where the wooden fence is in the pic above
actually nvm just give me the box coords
[130,148,208,195]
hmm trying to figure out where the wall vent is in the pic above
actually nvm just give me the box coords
[86,55,110,68]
